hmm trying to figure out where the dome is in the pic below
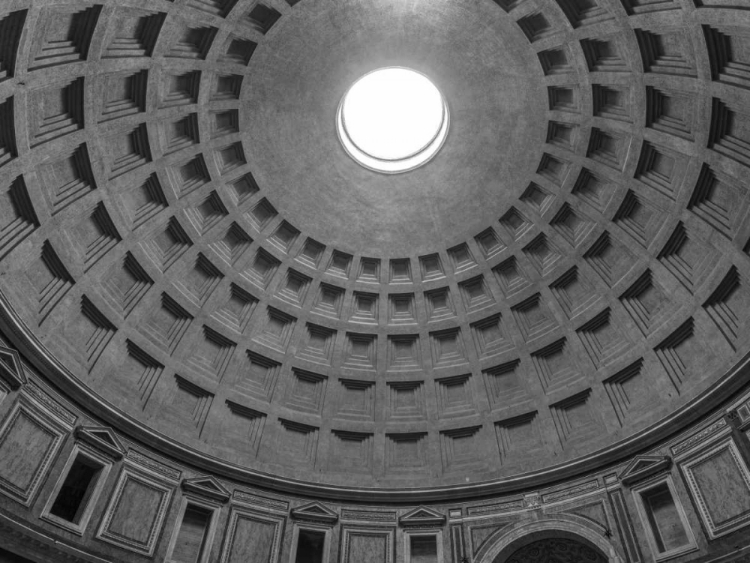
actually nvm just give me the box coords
[0,0,748,495]
[1,0,750,560]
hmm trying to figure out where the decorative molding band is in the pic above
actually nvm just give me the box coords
[233,490,289,513]
[125,449,182,483]
[22,380,76,428]
[542,479,600,503]
[340,509,397,523]
[672,418,729,457]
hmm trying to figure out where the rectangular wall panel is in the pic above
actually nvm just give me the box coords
[450,524,464,563]
[0,400,66,506]
[340,527,394,563]
[220,508,284,563]
[96,468,174,555]
[608,489,641,563]
[681,438,750,538]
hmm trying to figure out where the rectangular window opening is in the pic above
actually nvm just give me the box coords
[411,535,438,563]
[295,529,326,563]
[171,504,213,563]
[641,483,690,553]
[49,455,103,524]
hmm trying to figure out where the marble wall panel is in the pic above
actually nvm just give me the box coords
[340,527,394,563]
[0,400,66,506]
[96,467,174,555]
[220,508,284,563]
[681,438,750,538]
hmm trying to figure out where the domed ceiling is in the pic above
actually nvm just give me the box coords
[0,0,749,499]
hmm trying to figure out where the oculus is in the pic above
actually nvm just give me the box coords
[337,67,449,174]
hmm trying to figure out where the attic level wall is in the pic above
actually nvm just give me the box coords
[0,336,749,563]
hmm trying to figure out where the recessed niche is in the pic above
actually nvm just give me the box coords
[312,283,344,319]
[187,0,240,18]
[548,85,579,113]
[168,24,218,60]
[211,222,251,265]
[293,529,326,563]
[475,228,504,258]
[388,293,416,325]
[419,253,444,280]
[387,381,425,419]
[228,173,258,206]
[246,198,277,231]
[105,10,165,58]
[247,4,282,34]
[390,258,412,283]
[327,250,353,278]
[352,291,379,324]
[408,535,440,563]
[472,314,513,358]
[221,36,257,65]
[298,238,325,267]
[211,109,240,139]
[212,74,244,101]
[29,6,102,70]
[522,183,553,214]
[42,444,112,535]
[160,71,201,108]
[358,257,381,282]
[166,503,215,563]
[0,11,27,82]
[448,243,476,272]
[425,287,455,321]
[387,335,421,371]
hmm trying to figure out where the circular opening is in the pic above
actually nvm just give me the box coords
[337,67,449,174]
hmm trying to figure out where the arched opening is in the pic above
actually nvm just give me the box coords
[477,520,623,563]
[496,536,608,563]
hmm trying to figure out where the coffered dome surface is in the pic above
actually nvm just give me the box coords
[0,0,749,499]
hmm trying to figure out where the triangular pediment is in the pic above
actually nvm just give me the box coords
[92,431,117,446]
[399,506,446,527]
[0,346,26,390]
[74,426,125,460]
[620,455,671,486]
[181,476,231,503]
[291,502,338,524]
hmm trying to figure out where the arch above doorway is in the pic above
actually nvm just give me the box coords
[503,537,606,563]
[476,519,625,563]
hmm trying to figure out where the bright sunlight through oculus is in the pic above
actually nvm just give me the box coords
[337,67,449,174]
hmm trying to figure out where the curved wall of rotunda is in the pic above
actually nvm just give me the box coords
[1,0,750,561]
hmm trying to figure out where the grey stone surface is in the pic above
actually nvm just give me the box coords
[0,0,749,523]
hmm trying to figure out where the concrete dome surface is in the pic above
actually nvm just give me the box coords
[0,0,749,562]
